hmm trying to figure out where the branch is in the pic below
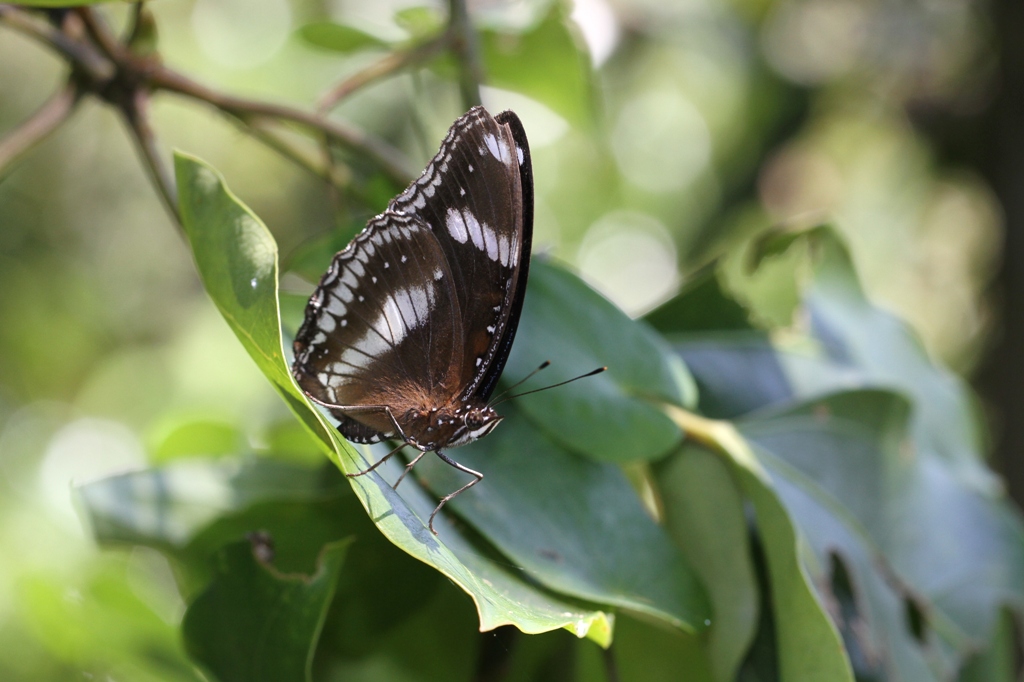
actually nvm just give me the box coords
[121,89,180,224]
[245,121,354,191]
[150,67,416,185]
[0,82,80,177]
[447,0,484,109]
[76,5,124,62]
[317,32,453,113]
[0,5,114,83]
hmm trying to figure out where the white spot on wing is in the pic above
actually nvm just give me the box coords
[464,210,485,251]
[327,298,347,317]
[482,132,512,165]
[480,220,499,262]
[498,234,510,266]
[446,207,469,243]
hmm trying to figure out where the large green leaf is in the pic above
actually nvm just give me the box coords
[76,457,331,551]
[662,228,1024,659]
[666,407,855,682]
[505,260,696,463]
[740,390,1024,680]
[174,152,613,642]
[416,406,710,632]
[656,227,1024,674]
[183,539,349,682]
[805,235,991,485]
[80,454,455,661]
[656,446,759,681]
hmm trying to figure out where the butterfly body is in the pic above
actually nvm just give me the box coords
[291,106,532,532]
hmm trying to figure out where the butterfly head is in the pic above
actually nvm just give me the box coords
[445,404,503,448]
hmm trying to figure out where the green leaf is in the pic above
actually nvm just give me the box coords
[394,7,444,38]
[958,609,1017,682]
[480,5,595,128]
[77,457,332,551]
[666,228,1024,666]
[656,446,759,680]
[505,260,696,463]
[81,453,449,651]
[147,413,244,463]
[666,407,855,682]
[12,0,116,5]
[173,152,613,643]
[805,233,991,486]
[183,539,349,682]
[612,614,717,682]
[418,406,711,633]
[740,390,1024,680]
[644,268,755,334]
[297,22,390,54]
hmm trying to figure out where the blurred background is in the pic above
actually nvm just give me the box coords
[0,0,1021,677]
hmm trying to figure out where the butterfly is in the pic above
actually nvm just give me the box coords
[291,106,533,534]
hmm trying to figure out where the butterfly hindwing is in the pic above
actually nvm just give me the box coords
[292,213,464,442]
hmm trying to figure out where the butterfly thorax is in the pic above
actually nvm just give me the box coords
[401,402,503,451]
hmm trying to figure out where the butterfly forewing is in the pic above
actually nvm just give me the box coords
[292,106,533,451]
[390,107,533,402]
[292,214,464,442]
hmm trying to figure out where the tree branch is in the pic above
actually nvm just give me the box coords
[149,67,416,185]
[0,5,114,83]
[316,32,453,114]
[76,5,124,62]
[0,82,80,177]
[121,89,179,224]
[447,0,484,109]
[245,121,353,191]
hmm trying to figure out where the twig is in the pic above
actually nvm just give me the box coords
[0,82,80,177]
[246,121,352,191]
[316,32,453,113]
[121,89,179,224]
[601,646,621,682]
[150,66,416,185]
[0,5,114,83]
[76,5,123,62]
[447,0,484,109]
[124,1,146,45]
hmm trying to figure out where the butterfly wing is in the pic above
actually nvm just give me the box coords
[389,107,534,402]
[292,213,463,443]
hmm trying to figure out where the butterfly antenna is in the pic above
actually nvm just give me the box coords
[491,366,607,406]
[487,361,551,406]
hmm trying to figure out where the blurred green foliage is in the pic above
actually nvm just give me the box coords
[0,0,1017,681]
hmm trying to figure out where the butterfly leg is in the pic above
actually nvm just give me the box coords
[393,450,428,490]
[427,452,484,535]
[302,395,414,445]
[346,440,407,479]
